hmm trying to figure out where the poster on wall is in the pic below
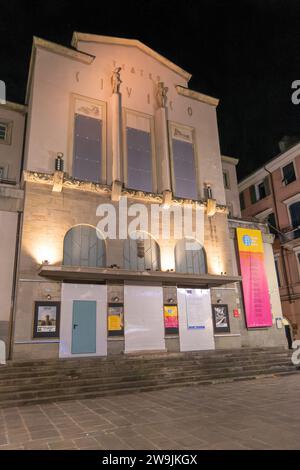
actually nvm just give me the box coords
[186,291,206,330]
[236,228,273,328]
[33,301,60,338]
[108,303,124,337]
[164,305,179,335]
[212,304,230,333]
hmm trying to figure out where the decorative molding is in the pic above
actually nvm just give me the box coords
[23,170,228,213]
[71,32,192,82]
[221,155,239,166]
[34,37,95,64]
[175,85,219,107]
[0,101,27,115]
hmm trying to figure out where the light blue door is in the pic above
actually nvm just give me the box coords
[72,300,96,354]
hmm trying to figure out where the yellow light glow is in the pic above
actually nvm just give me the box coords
[34,243,61,265]
[160,247,175,271]
[210,254,225,275]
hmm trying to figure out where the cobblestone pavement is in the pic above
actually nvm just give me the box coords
[0,374,300,450]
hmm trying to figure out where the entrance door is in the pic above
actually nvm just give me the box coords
[71,300,96,354]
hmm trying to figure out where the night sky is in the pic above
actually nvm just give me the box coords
[1,0,300,180]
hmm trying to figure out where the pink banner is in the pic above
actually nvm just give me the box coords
[239,251,273,328]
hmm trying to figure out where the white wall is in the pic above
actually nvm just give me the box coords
[124,283,165,353]
[222,159,241,218]
[0,211,18,323]
[60,283,107,358]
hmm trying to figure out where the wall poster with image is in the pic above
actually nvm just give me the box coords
[212,304,230,333]
[33,301,60,338]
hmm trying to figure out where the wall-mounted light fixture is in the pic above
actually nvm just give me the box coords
[55,153,64,171]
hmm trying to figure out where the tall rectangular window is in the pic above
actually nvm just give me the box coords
[0,123,7,140]
[73,114,102,183]
[296,252,300,280]
[274,257,281,287]
[239,191,245,210]
[0,120,12,145]
[171,125,197,200]
[223,171,230,189]
[125,111,153,193]
[282,162,296,185]
[268,212,277,236]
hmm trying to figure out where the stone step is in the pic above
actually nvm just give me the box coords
[0,358,291,389]
[0,364,293,394]
[3,347,289,369]
[0,351,291,377]
[0,357,293,388]
[0,367,297,409]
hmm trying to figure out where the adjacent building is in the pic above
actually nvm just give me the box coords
[239,140,300,341]
[0,33,287,361]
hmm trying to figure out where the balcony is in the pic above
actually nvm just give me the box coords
[279,225,300,244]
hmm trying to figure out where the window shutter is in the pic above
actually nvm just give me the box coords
[264,176,271,196]
[249,185,257,204]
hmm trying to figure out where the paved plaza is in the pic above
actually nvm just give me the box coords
[0,374,300,450]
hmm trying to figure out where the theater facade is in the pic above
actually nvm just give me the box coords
[0,33,286,360]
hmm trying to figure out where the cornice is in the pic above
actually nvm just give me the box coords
[0,101,27,115]
[175,85,219,107]
[23,171,228,214]
[221,155,239,166]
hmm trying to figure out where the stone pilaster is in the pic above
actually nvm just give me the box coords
[155,107,171,194]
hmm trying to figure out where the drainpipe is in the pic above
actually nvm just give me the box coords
[7,210,22,360]
[264,166,293,304]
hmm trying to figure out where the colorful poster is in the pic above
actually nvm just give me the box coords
[108,304,124,336]
[236,228,272,328]
[164,305,179,330]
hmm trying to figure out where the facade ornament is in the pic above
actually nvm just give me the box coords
[156,81,169,108]
[111,67,122,94]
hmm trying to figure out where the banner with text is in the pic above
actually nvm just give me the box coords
[236,227,272,328]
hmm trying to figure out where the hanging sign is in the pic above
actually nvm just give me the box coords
[236,228,272,328]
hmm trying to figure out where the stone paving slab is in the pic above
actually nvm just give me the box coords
[0,375,300,450]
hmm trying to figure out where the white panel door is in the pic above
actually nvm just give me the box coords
[124,284,165,353]
[177,288,215,352]
[60,283,107,358]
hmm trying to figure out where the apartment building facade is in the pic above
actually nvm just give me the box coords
[239,142,300,340]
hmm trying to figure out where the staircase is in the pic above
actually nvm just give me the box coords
[0,347,298,409]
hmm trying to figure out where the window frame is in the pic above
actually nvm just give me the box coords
[123,108,157,193]
[274,255,282,288]
[281,160,297,186]
[294,249,300,281]
[223,170,230,189]
[168,121,199,200]
[69,94,107,184]
[239,191,245,211]
[0,119,12,145]
[287,198,300,228]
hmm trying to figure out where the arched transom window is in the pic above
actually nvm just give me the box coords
[175,238,207,275]
[123,232,161,271]
[63,225,106,268]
